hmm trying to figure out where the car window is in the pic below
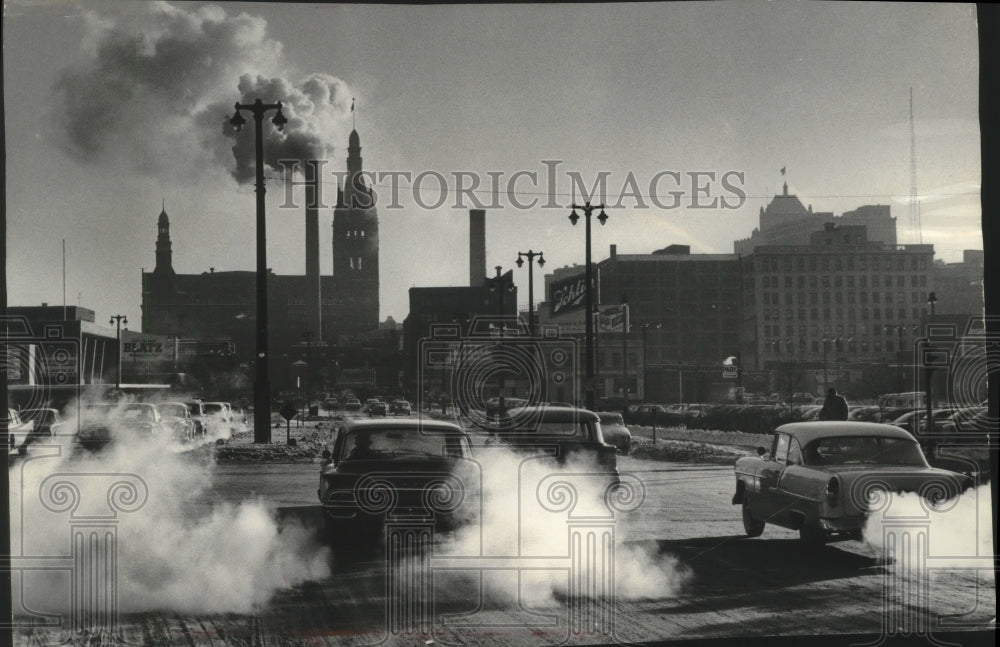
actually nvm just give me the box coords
[787,438,803,465]
[772,433,790,463]
[343,428,467,459]
[122,407,154,422]
[805,436,927,466]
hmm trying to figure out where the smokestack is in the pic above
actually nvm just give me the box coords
[469,209,486,287]
[305,160,322,340]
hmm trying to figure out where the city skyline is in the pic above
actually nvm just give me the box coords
[4,1,983,328]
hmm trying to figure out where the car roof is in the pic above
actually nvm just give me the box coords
[596,412,624,422]
[506,405,600,423]
[340,418,467,434]
[775,421,918,445]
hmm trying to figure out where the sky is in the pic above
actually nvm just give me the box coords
[3,1,983,329]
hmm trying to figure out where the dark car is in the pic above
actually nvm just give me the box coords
[596,412,632,453]
[494,406,620,483]
[343,398,363,412]
[318,419,477,544]
[184,401,209,436]
[76,403,165,450]
[367,401,388,417]
[888,408,957,435]
[157,401,198,442]
[733,422,973,547]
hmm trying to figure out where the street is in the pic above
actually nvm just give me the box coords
[13,451,994,646]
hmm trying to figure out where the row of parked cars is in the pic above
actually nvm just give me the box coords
[6,399,242,455]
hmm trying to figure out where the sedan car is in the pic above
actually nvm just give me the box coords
[318,419,477,544]
[495,406,620,484]
[733,422,973,547]
[389,399,411,416]
[6,409,34,456]
[343,398,363,412]
[157,401,198,442]
[367,401,387,417]
[17,408,65,450]
[596,412,632,453]
[76,402,165,450]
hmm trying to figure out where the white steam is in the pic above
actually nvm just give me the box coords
[410,445,688,608]
[9,398,330,616]
[52,1,353,183]
[862,485,995,571]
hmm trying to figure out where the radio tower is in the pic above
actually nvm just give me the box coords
[909,87,922,243]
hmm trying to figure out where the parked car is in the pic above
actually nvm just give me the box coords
[494,405,619,483]
[202,401,235,433]
[389,399,411,416]
[367,400,388,417]
[5,409,35,456]
[76,402,165,450]
[157,401,198,442]
[624,404,672,426]
[790,393,817,405]
[888,408,957,435]
[318,419,476,544]
[343,398,363,412]
[596,412,632,453]
[939,407,989,435]
[185,401,209,436]
[17,408,65,450]
[847,405,882,422]
[732,422,973,547]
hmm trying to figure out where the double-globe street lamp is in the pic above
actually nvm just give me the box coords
[515,250,545,336]
[569,202,608,410]
[229,99,288,444]
[109,314,127,390]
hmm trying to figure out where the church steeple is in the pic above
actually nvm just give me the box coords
[154,201,175,276]
[343,129,370,208]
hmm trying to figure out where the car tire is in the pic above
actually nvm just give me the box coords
[742,500,765,537]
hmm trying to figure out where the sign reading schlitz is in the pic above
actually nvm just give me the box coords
[549,275,593,316]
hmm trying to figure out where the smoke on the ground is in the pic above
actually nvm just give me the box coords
[862,484,994,570]
[9,398,330,615]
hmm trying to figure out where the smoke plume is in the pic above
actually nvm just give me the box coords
[862,485,994,571]
[9,399,330,616]
[52,2,352,183]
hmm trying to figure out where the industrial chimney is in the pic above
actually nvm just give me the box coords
[469,209,486,287]
[305,160,322,340]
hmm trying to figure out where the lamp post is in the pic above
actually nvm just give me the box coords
[621,299,629,415]
[593,308,602,404]
[303,331,312,413]
[488,266,514,407]
[569,202,608,410]
[230,98,288,444]
[641,322,660,401]
[515,250,545,336]
[927,291,937,318]
[885,324,919,392]
[109,315,127,389]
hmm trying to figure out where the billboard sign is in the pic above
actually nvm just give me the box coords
[549,274,593,317]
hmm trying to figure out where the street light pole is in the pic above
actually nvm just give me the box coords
[641,322,660,401]
[515,250,545,336]
[109,315,127,390]
[621,300,629,415]
[569,202,608,410]
[303,331,312,413]
[230,99,288,444]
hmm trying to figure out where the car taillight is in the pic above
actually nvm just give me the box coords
[826,477,840,507]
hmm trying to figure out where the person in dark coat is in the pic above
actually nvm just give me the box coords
[819,387,849,421]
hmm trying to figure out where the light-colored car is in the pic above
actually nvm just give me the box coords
[157,401,198,442]
[6,409,35,456]
[596,412,632,453]
[389,400,411,416]
[733,422,973,547]
[202,401,235,433]
[17,408,64,451]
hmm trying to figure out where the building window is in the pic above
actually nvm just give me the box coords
[809,276,817,289]
[860,275,867,288]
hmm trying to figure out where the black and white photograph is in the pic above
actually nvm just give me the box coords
[2,1,996,646]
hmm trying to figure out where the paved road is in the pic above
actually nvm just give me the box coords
[12,451,996,646]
